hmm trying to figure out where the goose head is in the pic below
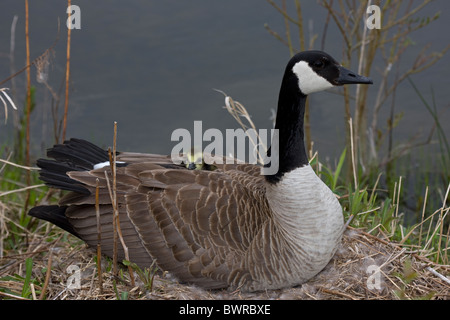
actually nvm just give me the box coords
[287,50,373,96]
[266,50,373,183]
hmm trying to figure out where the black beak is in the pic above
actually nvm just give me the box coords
[336,66,373,85]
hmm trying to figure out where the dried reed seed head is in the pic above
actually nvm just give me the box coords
[34,50,54,83]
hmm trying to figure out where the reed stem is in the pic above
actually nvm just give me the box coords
[62,0,72,142]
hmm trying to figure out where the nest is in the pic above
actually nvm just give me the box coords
[0,227,449,300]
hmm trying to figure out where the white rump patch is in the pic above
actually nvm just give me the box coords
[93,161,125,170]
[292,61,334,95]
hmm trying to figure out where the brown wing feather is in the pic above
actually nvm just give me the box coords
[60,152,270,289]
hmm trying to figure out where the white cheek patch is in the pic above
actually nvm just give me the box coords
[292,61,334,95]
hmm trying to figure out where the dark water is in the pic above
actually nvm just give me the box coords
[0,0,449,164]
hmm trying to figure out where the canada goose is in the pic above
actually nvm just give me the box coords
[29,51,372,292]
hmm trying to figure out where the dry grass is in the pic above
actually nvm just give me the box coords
[1,226,448,300]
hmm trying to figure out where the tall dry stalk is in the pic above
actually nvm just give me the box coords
[23,0,32,215]
[349,118,358,189]
[38,252,52,300]
[104,122,135,286]
[9,15,19,129]
[62,0,72,142]
[95,178,103,293]
[24,0,31,173]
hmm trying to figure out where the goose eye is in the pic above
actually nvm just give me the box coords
[313,60,325,69]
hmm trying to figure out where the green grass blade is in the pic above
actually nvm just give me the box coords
[21,257,33,298]
[333,147,346,191]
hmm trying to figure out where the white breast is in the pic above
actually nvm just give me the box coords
[265,165,344,282]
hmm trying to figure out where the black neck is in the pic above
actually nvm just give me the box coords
[265,75,309,183]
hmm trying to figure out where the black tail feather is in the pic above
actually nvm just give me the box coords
[29,205,79,237]
[36,138,110,194]
[39,171,90,194]
[46,138,109,170]
[28,139,111,235]
[37,158,91,194]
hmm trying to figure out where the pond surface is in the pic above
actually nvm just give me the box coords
[0,1,449,164]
